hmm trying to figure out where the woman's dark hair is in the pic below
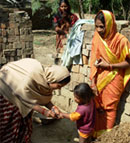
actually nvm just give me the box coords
[74,83,95,103]
[95,12,105,25]
[58,76,70,84]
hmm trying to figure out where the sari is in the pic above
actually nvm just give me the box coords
[90,10,130,137]
[0,94,32,143]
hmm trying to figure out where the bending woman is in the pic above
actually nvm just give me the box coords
[0,58,70,143]
[90,10,130,137]
[53,0,78,53]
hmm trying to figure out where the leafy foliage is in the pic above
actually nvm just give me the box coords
[68,0,79,13]
[30,0,130,20]
[31,0,41,15]
[45,0,59,17]
[45,0,79,16]
[82,0,100,13]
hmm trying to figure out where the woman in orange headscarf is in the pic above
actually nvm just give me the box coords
[90,10,130,137]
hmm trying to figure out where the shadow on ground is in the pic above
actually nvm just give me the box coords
[31,118,78,143]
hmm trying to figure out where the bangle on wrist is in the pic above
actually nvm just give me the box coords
[41,108,46,115]
[52,105,57,110]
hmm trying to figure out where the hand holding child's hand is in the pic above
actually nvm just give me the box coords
[44,109,55,118]
[51,106,62,119]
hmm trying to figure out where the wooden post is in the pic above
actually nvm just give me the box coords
[78,0,84,19]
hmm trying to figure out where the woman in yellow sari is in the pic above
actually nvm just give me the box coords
[90,10,130,137]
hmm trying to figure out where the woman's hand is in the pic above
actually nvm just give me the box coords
[55,26,66,35]
[44,109,55,118]
[91,85,98,96]
[33,104,56,118]
[95,57,109,69]
[91,78,98,96]
[44,102,61,118]
[51,106,63,119]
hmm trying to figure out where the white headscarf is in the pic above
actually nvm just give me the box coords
[0,58,70,117]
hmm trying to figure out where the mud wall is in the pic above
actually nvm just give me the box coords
[0,8,33,67]
[52,21,130,124]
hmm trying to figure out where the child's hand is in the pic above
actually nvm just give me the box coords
[58,112,64,119]
[51,106,61,119]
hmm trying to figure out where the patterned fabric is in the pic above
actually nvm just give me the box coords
[0,94,32,143]
[53,13,78,28]
[53,13,78,50]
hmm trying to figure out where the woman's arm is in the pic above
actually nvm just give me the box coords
[53,16,65,35]
[95,57,130,69]
[32,104,55,117]
[91,77,98,95]
[33,103,63,119]
[55,25,67,35]
[110,60,130,69]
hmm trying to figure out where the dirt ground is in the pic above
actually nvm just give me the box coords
[94,122,130,143]
[32,118,78,143]
[33,30,56,66]
[32,30,130,143]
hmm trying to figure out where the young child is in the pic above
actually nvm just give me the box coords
[61,83,96,143]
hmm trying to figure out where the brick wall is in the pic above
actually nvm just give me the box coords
[0,8,33,67]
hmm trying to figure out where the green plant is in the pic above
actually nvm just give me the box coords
[31,0,41,15]
[45,0,79,17]
[45,0,59,16]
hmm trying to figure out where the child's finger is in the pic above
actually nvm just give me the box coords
[59,113,64,119]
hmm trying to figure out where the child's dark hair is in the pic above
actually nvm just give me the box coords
[74,83,95,103]
[95,12,105,25]
[58,75,70,84]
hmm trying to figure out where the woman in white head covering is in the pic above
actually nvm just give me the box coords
[0,58,70,143]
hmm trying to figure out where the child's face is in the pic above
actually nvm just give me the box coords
[74,94,83,104]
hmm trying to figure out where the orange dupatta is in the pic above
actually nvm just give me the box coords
[90,10,130,137]
[90,10,130,93]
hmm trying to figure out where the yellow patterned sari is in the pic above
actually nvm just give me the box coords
[90,10,130,137]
